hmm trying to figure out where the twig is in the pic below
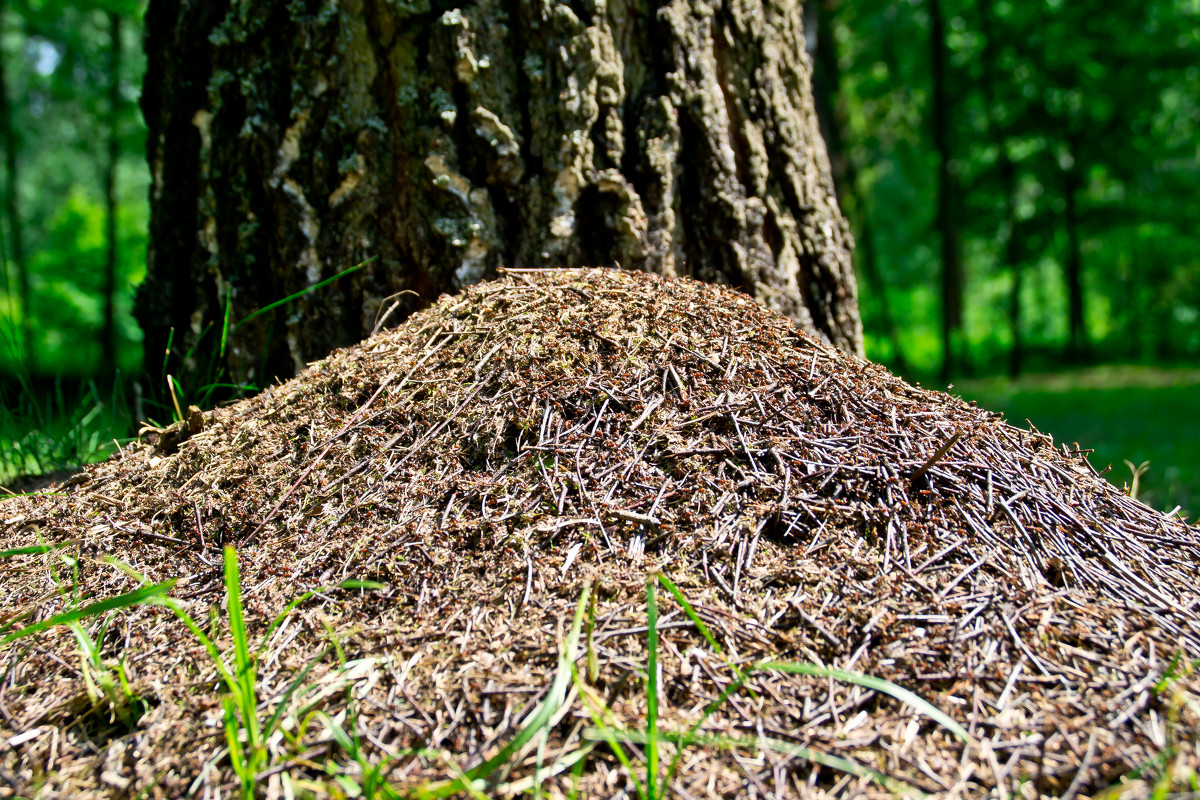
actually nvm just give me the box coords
[910,427,964,484]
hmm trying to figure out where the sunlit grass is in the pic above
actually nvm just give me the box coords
[1,545,385,799]
[570,574,970,800]
[0,378,132,486]
[957,364,1200,519]
[1,259,373,485]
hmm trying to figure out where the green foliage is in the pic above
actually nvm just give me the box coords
[135,548,383,798]
[0,549,171,732]
[22,186,147,374]
[0,373,132,481]
[1,544,385,798]
[829,0,1200,374]
[0,0,148,377]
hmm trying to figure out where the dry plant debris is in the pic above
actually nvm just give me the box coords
[1,267,1198,799]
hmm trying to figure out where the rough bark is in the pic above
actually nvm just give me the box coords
[138,0,862,388]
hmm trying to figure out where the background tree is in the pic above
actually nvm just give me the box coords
[0,0,146,378]
[101,10,122,374]
[807,0,908,373]
[828,0,1200,377]
[0,0,29,368]
[137,0,863,389]
[927,0,963,380]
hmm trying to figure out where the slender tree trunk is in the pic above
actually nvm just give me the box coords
[1062,136,1087,361]
[808,0,908,373]
[929,0,963,383]
[856,215,911,370]
[138,0,862,388]
[0,0,29,369]
[1005,187,1024,378]
[976,0,1023,377]
[101,12,123,375]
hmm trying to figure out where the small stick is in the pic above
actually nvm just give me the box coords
[628,396,663,433]
[609,509,662,527]
[909,427,964,484]
[1059,729,1098,800]
[105,515,187,549]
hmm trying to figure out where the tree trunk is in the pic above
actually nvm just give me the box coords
[929,0,963,383]
[0,0,30,370]
[807,0,907,373]
[1062,137,1088,361]
[1004,182,1024,378]
[976,0,1022,378]
[101,12,122,376]
[138,0,862,389]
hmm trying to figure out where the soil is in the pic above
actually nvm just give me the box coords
[1,268,1197,799]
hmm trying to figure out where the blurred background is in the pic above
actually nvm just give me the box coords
[0,0,1196,516]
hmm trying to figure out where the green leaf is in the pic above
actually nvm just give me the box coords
[645,576,660,800]
[222,548,252,681]
[758,661,974,745]
[0,544,61,558]
[2,579,176,646]
[233,259,374,332]
[584,728,923,797]
[414,583,590,799]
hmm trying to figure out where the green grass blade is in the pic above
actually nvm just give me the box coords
[656,574,723,657]
[67,621,100,664]
[0,544,64,558]
[262,646,332,738]
[656,572,758,790]
[159,326,175,388]
[233,259,374,333]
[491,740,597,798]
[223,548,252,680]
[586,583,598,683]
[220,546,264,766]
[152,595,236,686]
[179,321,214,371]
[1,579,177,646]
[645,576,660,800]
[255,579,385,656]
[222,695,250,789]
[655,574,757,693]
[415,583,590,799]
[97,557,236,687]
[317,710,359,758]
[757,661,974,745]
[196,382,260,395]
[585,728,923,797]
[219,290,232,360]
[575,705,646,800]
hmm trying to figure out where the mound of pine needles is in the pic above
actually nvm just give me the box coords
[2,268,1197,798]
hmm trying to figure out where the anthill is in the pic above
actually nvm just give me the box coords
[2,268,1197,798]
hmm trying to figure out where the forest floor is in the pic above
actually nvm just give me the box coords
[1,270,1198,799]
